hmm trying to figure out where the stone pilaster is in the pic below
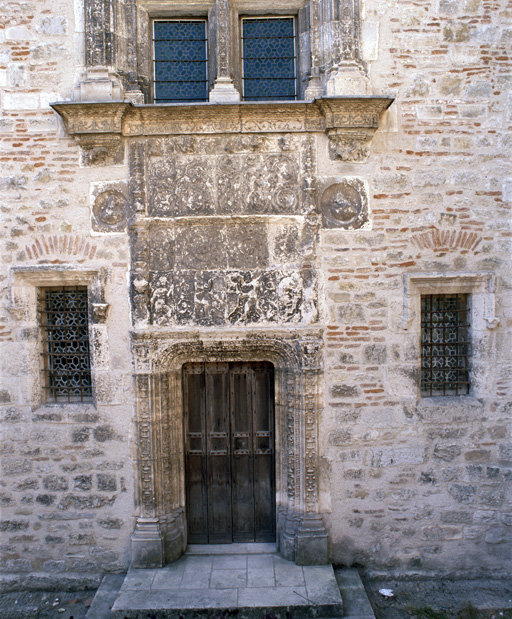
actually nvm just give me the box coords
[77,0,125,101]
[323,0,368,95]
[209,0,240,103]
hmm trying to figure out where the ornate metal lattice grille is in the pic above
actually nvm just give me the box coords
[421,294,470,396]
[153,20,208,103]
[40,287,92,402]
[242,17,297,101]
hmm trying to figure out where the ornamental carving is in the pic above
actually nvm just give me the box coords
[92,188,128,232]
[320,178,368,229]
[146,150,301,217]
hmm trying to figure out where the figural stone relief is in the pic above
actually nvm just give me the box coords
[133,220,318,328]
[145,136,303,217]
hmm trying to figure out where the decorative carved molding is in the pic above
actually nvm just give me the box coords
[78,134,124,167]
[401,272,500,332]
[51,102,131,135]
[326,128,373,161]
[51,98,394,149]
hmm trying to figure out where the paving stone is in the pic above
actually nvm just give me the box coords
[120,568,157,591]
[274,561,305,587]
[247,566,276,587]
[210,567,247,589]
[111,552,343,618]
[238,585,309,606]
[151,564,186,589]
[212,554,247,569]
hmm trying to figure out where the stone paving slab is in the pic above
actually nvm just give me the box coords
[111,551,343,618]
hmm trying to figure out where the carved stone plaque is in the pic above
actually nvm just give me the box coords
[320,179,368,229]
[91,183,128,232]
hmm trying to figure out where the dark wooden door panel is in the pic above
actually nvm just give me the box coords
[206,364,232,543]
[184,361,275,544]
[183,364,208,543]
[231,366,254,542]
[253,364,275,541]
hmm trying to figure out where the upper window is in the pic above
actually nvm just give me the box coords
[420,294,470,396]
[241,17,297,101]
[153,19,208,103]
[40,287,92,402]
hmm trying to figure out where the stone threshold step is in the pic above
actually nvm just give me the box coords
[187,543,278,555]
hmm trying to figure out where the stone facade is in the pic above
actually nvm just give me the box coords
[0,0,510,583]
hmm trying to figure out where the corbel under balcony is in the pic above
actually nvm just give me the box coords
[51,96,394,163]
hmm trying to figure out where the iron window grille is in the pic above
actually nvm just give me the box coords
[241,17,297,101]
[40,287,92,402]
[153,19,208,103]
[420,294,471,396]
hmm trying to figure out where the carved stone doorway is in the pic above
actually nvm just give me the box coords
[184,361,275,544]
[130,331,328,567]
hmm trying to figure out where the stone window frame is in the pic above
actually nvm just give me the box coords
[135,0,311,103]
[401,272,499,400]
[236,13,303,101]
[9,267,109,408]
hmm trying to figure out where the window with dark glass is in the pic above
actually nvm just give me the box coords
[241,17,297,101]
[40,287,92,402]
[421,294,470,396]
[153,20,208,103]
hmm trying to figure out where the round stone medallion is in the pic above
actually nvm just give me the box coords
[93,189,127,229]
[320,181,366,229]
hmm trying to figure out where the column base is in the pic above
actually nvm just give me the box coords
[326,63,369,96]
[73,66,125,102]
[209,77,241,103]
[131,518,164,568]
[296,513,329,565]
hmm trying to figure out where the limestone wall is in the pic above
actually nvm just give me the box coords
[0,0,510,579]
[0,0,135,579]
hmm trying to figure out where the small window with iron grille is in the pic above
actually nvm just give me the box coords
[40,287,92,402]
[421,294,471,396]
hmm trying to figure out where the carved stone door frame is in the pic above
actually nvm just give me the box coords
[130,330,327,567]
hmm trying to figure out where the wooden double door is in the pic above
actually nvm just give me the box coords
[184,362,275,544]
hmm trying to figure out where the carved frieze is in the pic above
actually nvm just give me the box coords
[320,178,368,229]
[52,97,394,141]
[146,146,301,217]
[130,219,318,328]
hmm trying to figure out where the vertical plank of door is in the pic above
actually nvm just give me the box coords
[253,362,276,542]
[230,363,255,542]
[206,362,232,543]
[183,363,208,543]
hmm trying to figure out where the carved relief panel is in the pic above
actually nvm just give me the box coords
[132,220,318,328]
[145,135,304,217]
